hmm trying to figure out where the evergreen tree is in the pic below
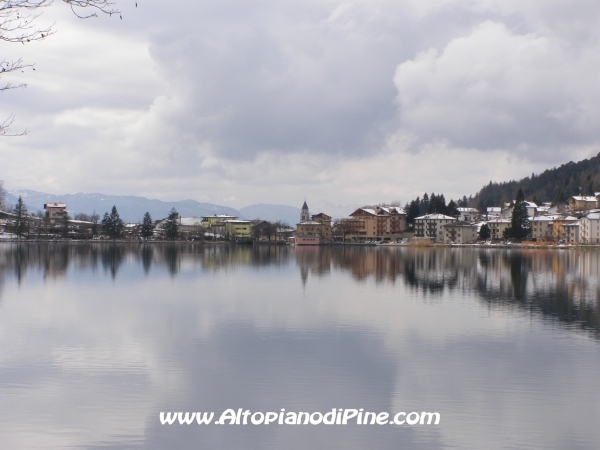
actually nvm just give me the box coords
[446,200,460,217]
[479,223,491,240]
[102,205,124,239]
[406,199,421,227]
[420,193,429,215]
[91,210,100,236]
[13,196,28,238]
[141,212,154,239]
[164,208,179,240]
[508,188,531,240]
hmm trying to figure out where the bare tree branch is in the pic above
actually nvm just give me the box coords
[0,0,123,135]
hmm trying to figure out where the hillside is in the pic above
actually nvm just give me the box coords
[5,190,241,224]
[472,152,600,208]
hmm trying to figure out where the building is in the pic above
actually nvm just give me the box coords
[568,196,598,212]
[44,202,68,224]
[530,216,560,241]
[414,214,457,242]
[501,201,538,219]
[486,207,501,219]
[486,218,511,240]
[344,206,407,241]
[201,214,238,235]
[562,221,580,243]
[457,207,480,222]
[296,201,332,241]
[553,216,579,241]
[579,213,600,244]
[224,220,252,241]
[442,221,478,244]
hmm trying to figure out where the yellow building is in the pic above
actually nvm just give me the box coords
[224,220,252,241]
[201,214,238,228]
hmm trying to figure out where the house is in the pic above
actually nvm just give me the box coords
[579,213,600,244]
[345,206,407,240]
[201,214,238,235]
[562,221,580,243]
[224,220,252,241]
[486,218,511,240]
[296,202,332,241]
[414,214,457,242]
[568,196,598,212]
[486,207,501,219]
[457,207,480,222]
[501,201,538,219]
[44,202,68,224]
[442,221,478,244]
[530,216,560,241]
[553,216,579,241]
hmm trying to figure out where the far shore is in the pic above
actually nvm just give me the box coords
[0,239,598,250]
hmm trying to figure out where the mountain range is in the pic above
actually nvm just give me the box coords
[5,189,357,224]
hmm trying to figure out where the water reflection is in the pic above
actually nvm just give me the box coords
[1,243,600,450]
[0,243,598,336]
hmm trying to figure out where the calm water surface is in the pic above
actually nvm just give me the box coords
[0,243,599,449]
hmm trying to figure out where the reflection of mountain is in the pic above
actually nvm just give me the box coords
[0,243,598,335]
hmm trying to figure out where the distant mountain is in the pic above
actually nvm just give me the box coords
[5,189,241,223]
[471,152,600,208]
[239,204,301,226]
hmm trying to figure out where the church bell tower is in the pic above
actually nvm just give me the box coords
[300,200,309,222]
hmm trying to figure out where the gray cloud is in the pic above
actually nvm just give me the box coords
[2,0,600,203]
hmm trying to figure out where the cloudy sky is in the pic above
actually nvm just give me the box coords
[1,0,599,208]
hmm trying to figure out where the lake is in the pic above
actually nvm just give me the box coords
[0,243,599,449]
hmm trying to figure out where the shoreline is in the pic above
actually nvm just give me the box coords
[0,239,598,250]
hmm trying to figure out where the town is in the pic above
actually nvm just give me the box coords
[2,188,600,246]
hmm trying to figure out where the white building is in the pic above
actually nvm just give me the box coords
[579,213,600,244]
[501,201,538,219]
[457,207,480,222]
[414,214,457,242]
[44,202,68,224]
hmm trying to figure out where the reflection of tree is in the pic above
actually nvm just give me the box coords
[141,245,153,275]
[0,243,598,336]
[163,244,179,276]
[100,244,124,279]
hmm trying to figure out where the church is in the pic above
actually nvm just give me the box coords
[295,201,333,243]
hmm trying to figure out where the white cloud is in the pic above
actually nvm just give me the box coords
[1,0,600,204]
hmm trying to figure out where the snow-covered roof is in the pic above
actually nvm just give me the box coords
[45,202,67,208]
[179,217,203,226]
[570,196,597,202]
[530,215,562,222]
[583,213,600,220]
[457,207,479,212]
[297,220,322,225]
[414,214,457,220]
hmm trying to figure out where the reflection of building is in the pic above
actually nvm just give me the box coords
[44,202,68,224]
[442,221,478,244]
[414,214,456,242]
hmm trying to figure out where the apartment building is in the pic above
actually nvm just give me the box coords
[414,214,457,242]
